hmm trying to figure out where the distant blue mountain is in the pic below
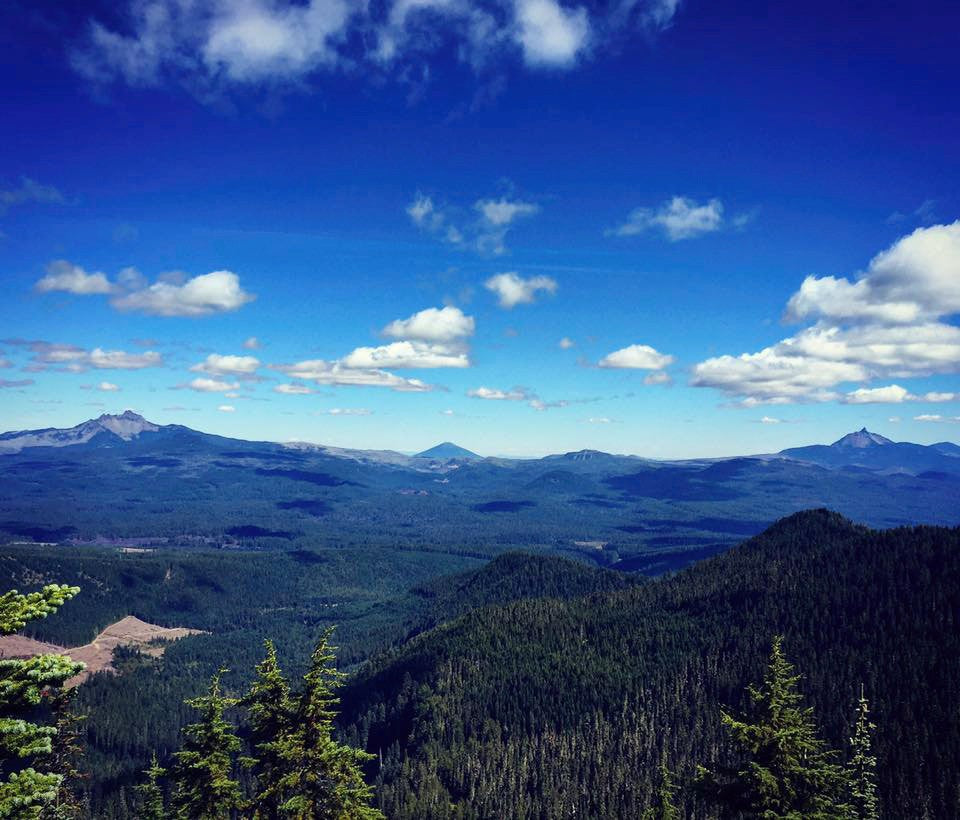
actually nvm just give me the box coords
[780,427,960,474]
[415,442,481,460]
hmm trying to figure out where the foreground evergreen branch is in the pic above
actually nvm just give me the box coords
[0,585,84,819]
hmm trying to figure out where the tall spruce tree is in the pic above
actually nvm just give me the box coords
[136,754,167,820]
[277,628,383,819]
[170,670,243,820]
[39,689,87,820]
[0,584,84,819]
[846,686,879,819]
[245,640,296,818]
[698,636,850,818]
[643,751,680,820]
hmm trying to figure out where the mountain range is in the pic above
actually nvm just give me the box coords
[1,413,958,571]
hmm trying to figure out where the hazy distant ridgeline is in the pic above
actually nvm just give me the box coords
[2,414,959,574]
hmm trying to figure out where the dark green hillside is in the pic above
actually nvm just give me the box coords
[0,544,627,816]
[339,511,960,818]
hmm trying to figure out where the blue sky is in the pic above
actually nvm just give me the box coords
[1,0,958,457]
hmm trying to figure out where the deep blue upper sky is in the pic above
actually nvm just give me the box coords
[1,0,958,456]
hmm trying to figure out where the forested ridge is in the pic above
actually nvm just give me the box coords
[338,510,960,818]
[0,509,957,817]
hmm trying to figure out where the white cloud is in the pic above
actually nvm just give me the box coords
[71,0,679,97]
[0,177,64,213]
[35,261,113,295]
[111,270,255,317]
[558,336,575,349]
[272,359,435,391]
[785,221,960,325]
[217,404,236,413]
[514,0,590,67]
[407,192,540,254]
[19,341,163,372]
[382,305,475,342]
[923,391,957,402]
[34,261,255,318]
[325,407,373,415]
[485,272,557,308]
[188,377,241,393]
[190,353,261,376]
[914,414,960,423]
[342,341,469,369]
[692,222,960,405]
[97,381,121,392]
[440,408,456,415]
[243,336,261,350]
[467,386,531,401]
[598,343,674,370]
[643,370,673,385]
[610,196,725,240]
[475,197,539,226]
[842,384,911,404]
[274,383,314,395]
[760,416,781,424]
[586,416,614,423]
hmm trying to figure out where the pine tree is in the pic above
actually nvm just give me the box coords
[847,685,879,819]
[170,670,243,820]
[244,640,296,818]
[39,689,87,819]
[136,753,167,820]
[0,584,85,819]
[278,628,383,819]
[643,751,680,820]
[698,636,850,818]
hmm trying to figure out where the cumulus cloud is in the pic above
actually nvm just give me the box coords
[692,222,960,405]
[914,414,960,423]
[485,272,557,308]
[558,336,575,349]
[34,261,255,317]
[610,196,728,240]
[190,353,261,376]
[34,261,112,295]
[382,306,475,342]
[0,177,64,214]
[598,343,674,370]
[187,377,241,393]
[342,341,469,369]
[97,381,121,392]
[217,404,236,412]
[243,336,262,349]
[71,0,679,98]
[111,270,255,316]
[272,359,435,392]
[785,221,960,325]
[514,0,590,66]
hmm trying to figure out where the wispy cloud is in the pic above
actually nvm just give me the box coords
[407,192,540,254]
[609,196,733,241]
[71,0,681,100]
[4,339,164,373]
[485,272,557,308]
[0,177,65,214]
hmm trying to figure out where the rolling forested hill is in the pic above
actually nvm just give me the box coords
[338,510,960,818]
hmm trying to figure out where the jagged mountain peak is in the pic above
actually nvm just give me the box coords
[830,428,894,449]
